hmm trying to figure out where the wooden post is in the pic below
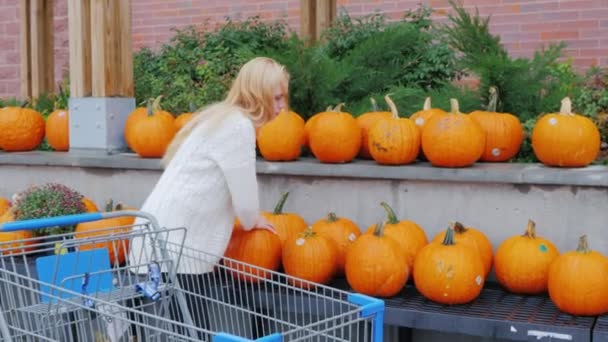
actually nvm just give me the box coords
[68,0,91,98]
[20,0,54,100]
[300,0,337,42]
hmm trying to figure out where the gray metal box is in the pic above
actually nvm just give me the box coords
[68,97,136,153]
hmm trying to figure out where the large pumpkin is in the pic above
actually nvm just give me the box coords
[548,235,608,316]
[0,106,45,151]
[356,98,392,159]
[364,202,428,271]
[494,220,559,294]
[368,95,420,165]
[410,97,447,132]
[532,97,601,167]
[432,222,493,277]
[308,104,362,163]
[125,96,177,158]
[261,192,307,246]
[469,87,524,162]
[45,109,70,151]
[0,210,36,255]
[414,225,485,305]
[421,99,485,167]
[282,227,338,289]
[74,200,134,266]
[224,225,282,283]
[345,221,408,297]
[311,212,361,276]
[257,109,306,161]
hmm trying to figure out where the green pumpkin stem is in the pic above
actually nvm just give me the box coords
[422,97,431,111]
[384,94,399,119]
[524,219,536,238]
[273,192,290,215]
[576,235,590,254]
[327,212,338,222]
[449,98,461,114]
[373,221,386,237]
[452,221,467,234]
[487,86,499,112]
[145,98,155,116]
[370,97,379,112]
[380,202,399,224]
[302,226,315,238]
[104,199,114,212]
[442,224,456,246]
[560,97,573,116]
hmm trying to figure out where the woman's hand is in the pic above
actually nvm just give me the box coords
[254,215,277,234]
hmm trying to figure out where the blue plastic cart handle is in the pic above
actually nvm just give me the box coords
[0,212,104,232]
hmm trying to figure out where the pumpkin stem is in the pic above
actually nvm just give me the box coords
[327,212,338,222]
[524,219,536,238]
[576,235,590,254]
[442,224,456,246]
[384,94,399,119]
[302,226,316,238]
[145,98,155,116]
[560,97,573,116]
[273,192,290,215]
[333,103,345,112]
[104,199,114,212]
[188,102,197,113]
[380,202,399,224]
[151,95,164,114]
[370,97,379,112]
[373,221,386,237]
[422,97,431,111]
[488,86,499,112]
[449,98,461,114]
[325,105,333,111]
[452,221,468,234]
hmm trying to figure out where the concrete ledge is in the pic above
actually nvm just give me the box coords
[1,151,607,187]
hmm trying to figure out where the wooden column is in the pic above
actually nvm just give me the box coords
[69,0,133,98]
[20,0,54,100]
[300,0,337,42]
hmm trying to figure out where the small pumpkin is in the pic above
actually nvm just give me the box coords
[224,225,282,283]
[45,109,70,151]
[125,96,177,158]
[0,210,36,255]
[75,200,134,266]
[81,197,99,212]
[364,202,428,271]
[469,87,524,162]
[410,97,447,132]
[308,103,362,163]
[282,226,338,289]
[174,103,197,131]
[421,99,485,168]
[261,192,307,246]
[345,220,408,297]
[532,97,601,167]
[494,220,559,294]
[356,98,392,159]
[0,106,45,151]
[303,110,324,149]
[257,109,306,161]
[414,224,485,305]
[432,221,493,277]
[311,212,361,276]
[0,197,9,216]
[548,235,608,316]
[368,95,420,165]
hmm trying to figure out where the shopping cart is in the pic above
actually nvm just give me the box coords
[0,210,385,341]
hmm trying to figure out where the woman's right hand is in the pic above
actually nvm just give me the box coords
[254,215,277,235]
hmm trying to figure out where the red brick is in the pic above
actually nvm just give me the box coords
[559,0,608,10]
[579,48,608,57]
[520,2,559,13]
[541,31,579,40]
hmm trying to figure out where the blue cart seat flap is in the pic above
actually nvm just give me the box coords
[347,293,385,317]
[213,333,282,341]
[36,248,113,304]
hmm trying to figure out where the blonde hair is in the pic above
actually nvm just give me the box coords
[161,57,289,167]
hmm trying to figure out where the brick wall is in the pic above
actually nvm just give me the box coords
[1,0,607,99]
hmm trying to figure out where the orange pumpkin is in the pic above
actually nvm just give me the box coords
[356,98,392,159]
[368,95,420,165]
[410,97,447,132]
[0,197,9,216]
[345,221,408,297]
[261,192,307,246]
[81,198,99,212]
[432,221,493,277]
[364,202,428,271]
[414,224,485,305]
[421,99,485,168]
[303,111,323,148]
[75,200,134,266]
[548,235,608,316]
[174,112,194,131]
[0,106,45,151]
[257,109,306,161]
[311,212,361,276]
[469,87,524,162]
[125,96,177,158]
[0,210,36,255]
[494,220,559,294]
[224,225,282,283]
[308,103,362,163]
[45,109,70,151]
[282,227,338,289]
[532,97,601,167]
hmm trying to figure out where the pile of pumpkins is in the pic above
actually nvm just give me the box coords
[257,88,601,168]
[223,192,608,317]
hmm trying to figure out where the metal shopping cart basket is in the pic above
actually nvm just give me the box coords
[0,210,385,341]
